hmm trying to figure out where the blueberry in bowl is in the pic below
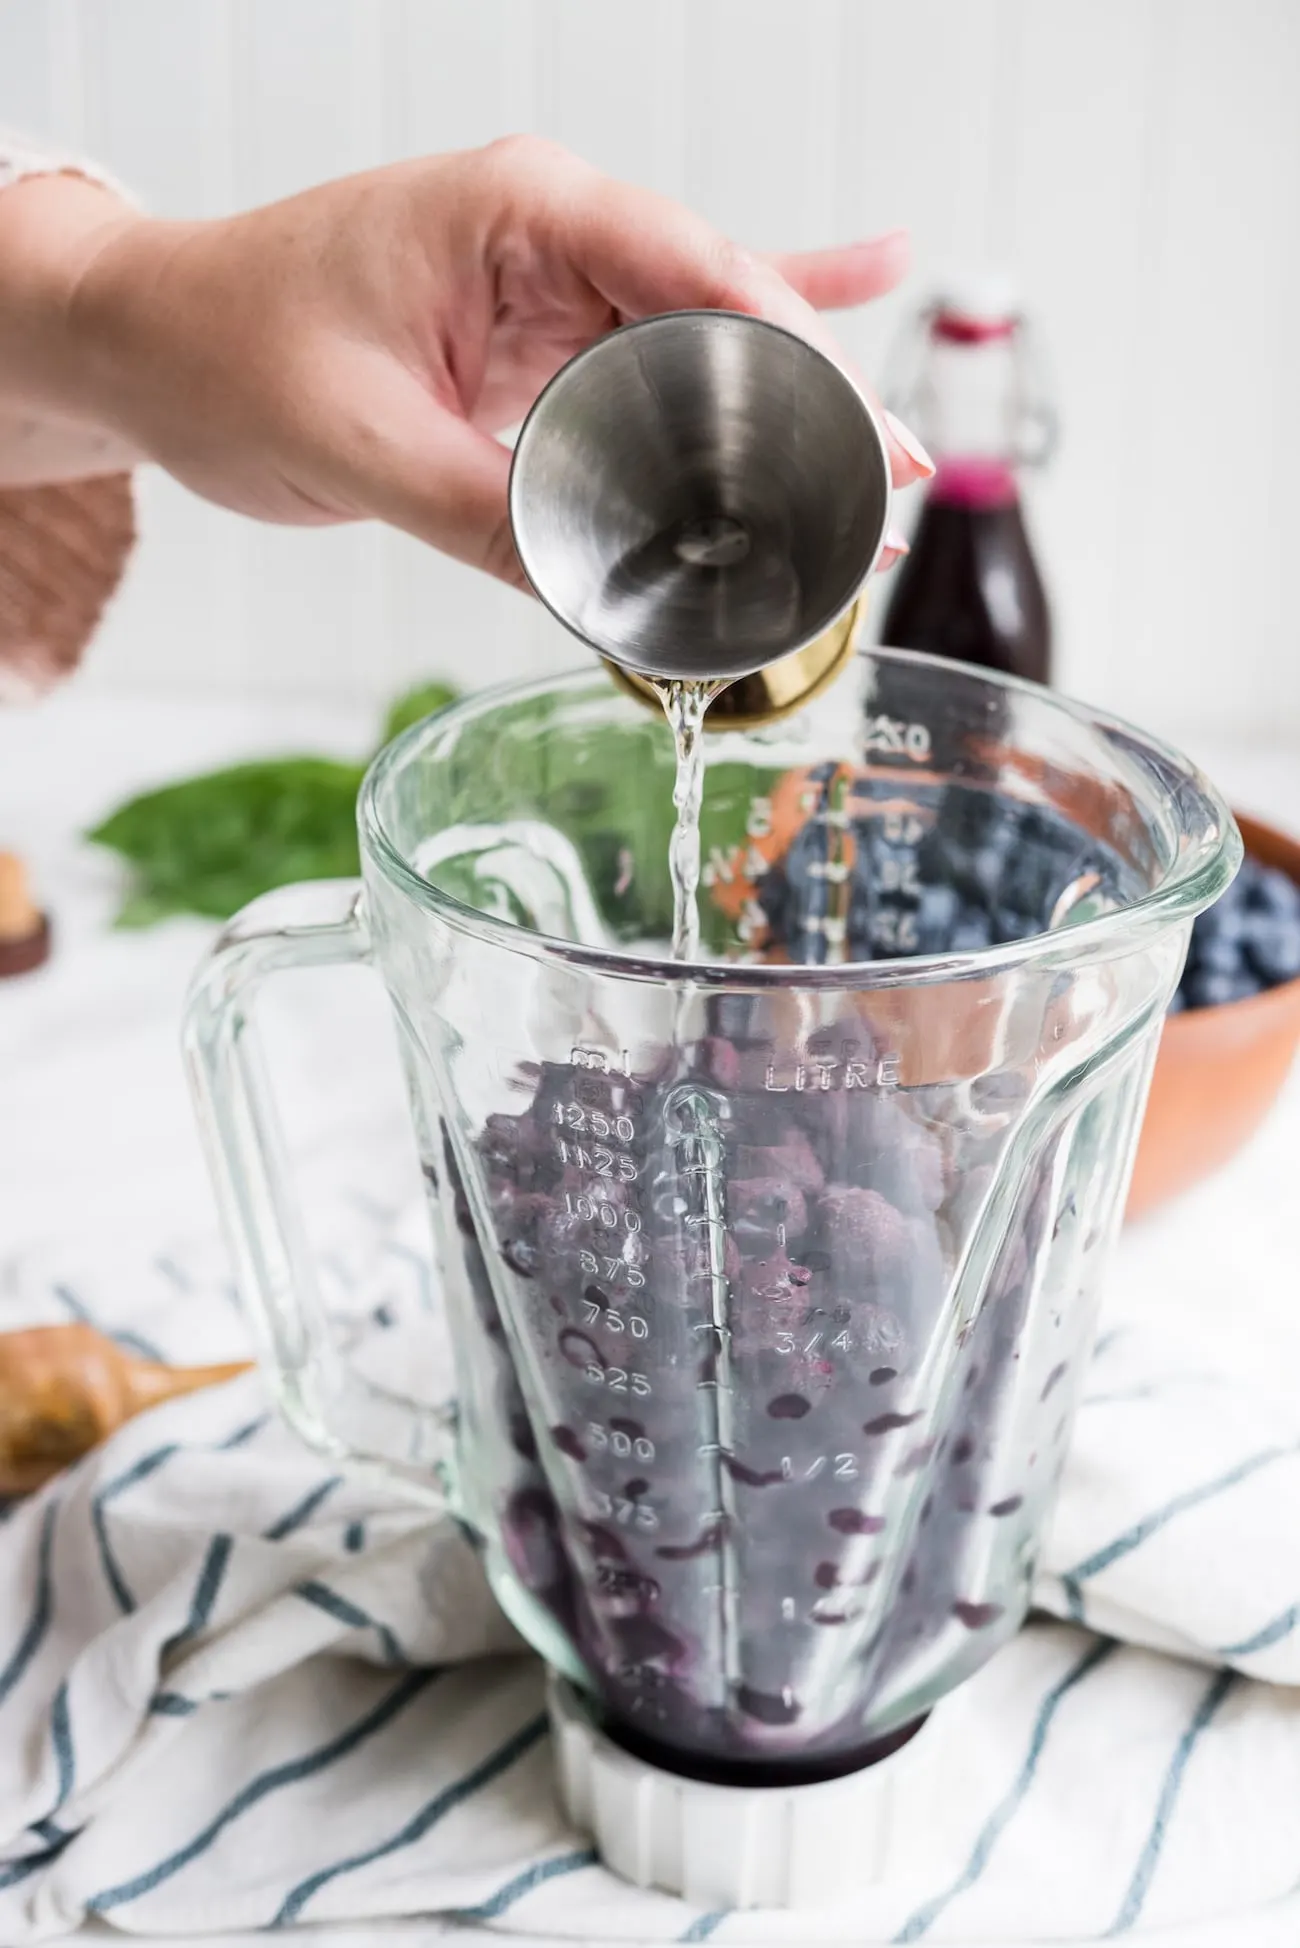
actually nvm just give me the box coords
[1129,813,1300,1217]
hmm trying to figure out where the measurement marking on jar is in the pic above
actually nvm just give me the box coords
[862,714,932,762]
[585,1364,651,1396]
[552,1101,637,1144]
[585,1257,646,1288]
[555,1138,639,1181]
[870,910,919,952]
[564,1194,640,1231]
[773,1330,852,1355]
[780,1453,860,1481]
[579,1251,645,1290]
[581,1299,649,1337]
[588,1422,655,1462]
[763,1052,901,1094]
[570,1045,634,1077]
[590,1490,658,1531]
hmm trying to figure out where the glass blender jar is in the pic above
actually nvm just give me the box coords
[184,648,1237,1907]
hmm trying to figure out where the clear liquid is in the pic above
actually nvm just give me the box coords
[653,678,724,962]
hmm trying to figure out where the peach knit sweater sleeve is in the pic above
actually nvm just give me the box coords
[0,131,135,701]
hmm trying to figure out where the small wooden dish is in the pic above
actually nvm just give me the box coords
[1128,812,1300,1219]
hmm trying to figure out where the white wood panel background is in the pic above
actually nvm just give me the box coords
[2,0,1297,744]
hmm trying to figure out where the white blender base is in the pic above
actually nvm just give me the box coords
[548,1671,944,1910]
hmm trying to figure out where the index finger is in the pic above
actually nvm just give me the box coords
[764,230,911,312]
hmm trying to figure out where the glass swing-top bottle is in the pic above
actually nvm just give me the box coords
[880,273,1058,686]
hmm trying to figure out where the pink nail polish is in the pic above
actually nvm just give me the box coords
[883,409,935,479]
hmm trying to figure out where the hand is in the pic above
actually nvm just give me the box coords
[13,137,932,585]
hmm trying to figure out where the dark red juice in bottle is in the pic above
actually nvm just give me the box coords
[881,281,1055,686]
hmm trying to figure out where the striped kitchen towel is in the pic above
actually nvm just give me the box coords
[2,1200,1300,1946]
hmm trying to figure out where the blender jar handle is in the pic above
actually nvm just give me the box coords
[182,878,454,1508]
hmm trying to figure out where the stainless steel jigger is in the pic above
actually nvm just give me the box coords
[508,311,892,715]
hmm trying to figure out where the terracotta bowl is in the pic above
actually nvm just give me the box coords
[1128,812,1300,1220]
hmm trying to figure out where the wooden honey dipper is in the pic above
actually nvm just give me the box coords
[0,1325,252,1495]
[0,851,51,977]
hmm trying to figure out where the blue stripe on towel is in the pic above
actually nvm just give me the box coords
[452,1847,597,1921]
[1218,1603,1300,1659]
[181,1536,232,1639]
[149,1691,200,1717]
[679,1912,729,1941]
[50,1681,75,1809]
[30,1818,71,1846]
[91,1446,180,1614]
[53,1283,163,1364]
[0,1832,74,1892]
[93,1415,266,1619]
[1060,1445,1297,1613]
[0,1502,58,1708]
[272,1709,549,1926]
[1105,1669,1236,1935]
[894,1637,1116,1941]
[262,1477,341,1541]
[217,1414,269,1450]
[294,1580,406,1666]
[88,1668,439,1912]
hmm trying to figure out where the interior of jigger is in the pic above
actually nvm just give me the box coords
[365,657,1214,1781]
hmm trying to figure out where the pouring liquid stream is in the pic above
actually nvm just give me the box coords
[653,677,726,963]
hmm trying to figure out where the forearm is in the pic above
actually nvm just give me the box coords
[0,174,145,484]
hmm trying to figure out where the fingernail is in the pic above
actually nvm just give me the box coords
[879,529,910,572]
[883,409,935,479]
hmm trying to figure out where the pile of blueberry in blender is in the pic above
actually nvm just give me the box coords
[431,770,1131,1781]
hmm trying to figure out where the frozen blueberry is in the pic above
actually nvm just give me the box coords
[730,1178,808,1253]
[871,1126,946,1216]
[737,1685,802,1727]
[551,1424,586,1462]
[500,1237,539,1278]
[1185,969,1259,1009]
[915,882,961,954]
[1246,918,1300,986]
[767,1393,812,1420]
[992,904,1030,946]
[828,1507,885,1535]
[818,1187,910,1282]
[736,1132,824,1192]
[951,907,995,952]
[952,1600,1004,1630]
[864,1410,922,1435]
[1245,863,1300,920]
[656,1520,727,1562]
[1192,934,1243,977]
